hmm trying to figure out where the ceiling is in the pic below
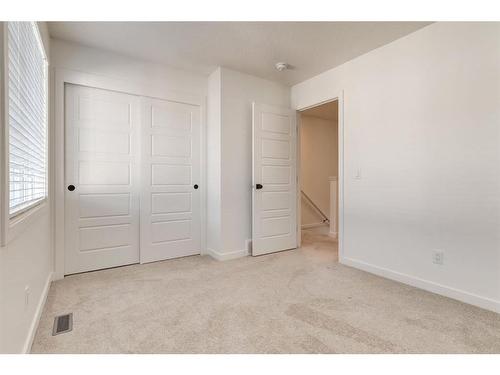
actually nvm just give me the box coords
[301,100,338,121]
[48,22,431,86]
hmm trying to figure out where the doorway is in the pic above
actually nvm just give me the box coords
[298,100,339,252]
[251,98,342,257]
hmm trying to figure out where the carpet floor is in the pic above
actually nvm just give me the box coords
[32,229,500,353]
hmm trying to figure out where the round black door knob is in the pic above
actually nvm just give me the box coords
[68,185,76,191]
[194,184,199,189]
[256,184,263,190]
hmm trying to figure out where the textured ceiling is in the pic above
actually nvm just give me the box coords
[48,22,431,86]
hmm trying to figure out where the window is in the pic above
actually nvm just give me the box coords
[7,22,48,216]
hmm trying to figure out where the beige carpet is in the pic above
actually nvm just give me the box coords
[32,228,500,353]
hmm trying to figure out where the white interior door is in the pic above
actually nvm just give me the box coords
[139,97,201,263]
[65,84,140,274]
[252,103,297,256]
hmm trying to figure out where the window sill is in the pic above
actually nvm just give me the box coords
[2,199,49,246]
[9,197,47,221]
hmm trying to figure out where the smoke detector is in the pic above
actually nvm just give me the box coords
[275,62,289,72]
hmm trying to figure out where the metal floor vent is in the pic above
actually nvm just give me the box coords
[52,313,73,336]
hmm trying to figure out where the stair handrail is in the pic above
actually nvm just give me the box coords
[301,190,330,224]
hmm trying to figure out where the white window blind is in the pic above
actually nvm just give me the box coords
[7,22,48,216]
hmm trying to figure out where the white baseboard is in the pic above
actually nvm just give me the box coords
[301,222,326,229]
[52,270,64,281]
[340,257,500,314]
[23,271,53,354]
[245,239,252,253]
[206,248,249,261]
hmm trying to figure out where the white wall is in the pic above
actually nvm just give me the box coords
[292,22,500,312]
[300,115,338,226]
[50,39,207,97]
[207,68,222,252]
[0,22,54,354]
[206,67,290,258]
[0,212,53,353]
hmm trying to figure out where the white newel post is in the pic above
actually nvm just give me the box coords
[329,176,338,239]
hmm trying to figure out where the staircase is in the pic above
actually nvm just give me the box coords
[301,176,338,239]
[301,190,329,224]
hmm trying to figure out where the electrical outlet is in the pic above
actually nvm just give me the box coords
[24,286,31,308]
[432,250,444,265]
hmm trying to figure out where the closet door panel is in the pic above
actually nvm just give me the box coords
[64,84,140,274]
[140,97,201,263]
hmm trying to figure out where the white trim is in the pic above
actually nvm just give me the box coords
[337,92,345,260]
[53,67,207,279]
[301,222,326,229]
[341,257,500,314]
[0,23,7,245]
[199,95,208,255]
[30,21,47,61]
[245,239,252,254]
[296,91,344,258]
[206,247,249,261]
[23,271,53,354]
[5,201,49,244]
[9,197,47,220]
[328,176,338,241]
[296,112,302,248]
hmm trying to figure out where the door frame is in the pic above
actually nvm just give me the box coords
[53,68,207,279]
[295,91,344,260]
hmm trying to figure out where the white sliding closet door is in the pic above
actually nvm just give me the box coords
[140,97,201,263]
[65,84,140,274]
